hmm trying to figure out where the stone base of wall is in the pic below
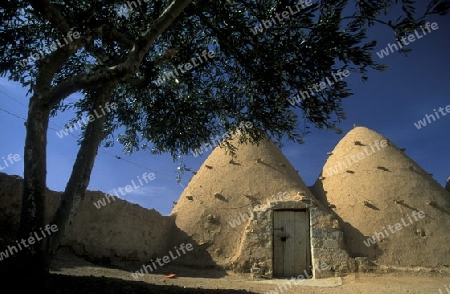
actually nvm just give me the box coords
[310,207,356,278]
[230,193,354,279]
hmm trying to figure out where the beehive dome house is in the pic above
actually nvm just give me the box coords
[312,126,450,269]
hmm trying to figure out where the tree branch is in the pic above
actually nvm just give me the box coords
[102,25,135,48]
[46,0,193,107]
[47,85,114,262]
[29,0,72,34]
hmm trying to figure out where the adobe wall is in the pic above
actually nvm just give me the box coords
[0,172,175,263]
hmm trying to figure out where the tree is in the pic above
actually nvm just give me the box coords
[0,0,448,288]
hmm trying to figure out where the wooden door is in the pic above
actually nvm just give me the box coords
[273,210,311,277]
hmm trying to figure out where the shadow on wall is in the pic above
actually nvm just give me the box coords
[165,224,228,278]
[310,180,384,261]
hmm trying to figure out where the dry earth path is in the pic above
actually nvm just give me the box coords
[50,250,450,294]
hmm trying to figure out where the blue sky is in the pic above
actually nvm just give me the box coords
[0,12,448,216]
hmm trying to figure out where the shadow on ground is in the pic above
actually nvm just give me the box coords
[46,274,257,293]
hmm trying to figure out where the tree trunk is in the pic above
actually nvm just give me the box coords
[10,93,51,288]
[47,87,113,263]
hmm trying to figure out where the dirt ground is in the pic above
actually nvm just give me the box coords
[49,250,450,294]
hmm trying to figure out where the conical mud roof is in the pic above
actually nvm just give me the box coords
[171,134,317,267]
[313,126,450,268]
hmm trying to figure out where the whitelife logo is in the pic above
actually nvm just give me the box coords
[56,102,117,139]
[228,192,291,228]
[0,224,58,261]
[119,0,156,16]
[0,153,21,171]
[19,31,81,68]
[131,243,193,280]
[250,0,313,35]
[324,140,388,176]
[438,284,450,294]
[154,50,216,86]
[287,69,350,106]
[363,211,425,247]
[414,104,450,129]
[376,22,439,59]
[191,121,253,157]
[93,172,156,209]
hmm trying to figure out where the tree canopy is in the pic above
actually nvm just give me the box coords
[1,0,446,157]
